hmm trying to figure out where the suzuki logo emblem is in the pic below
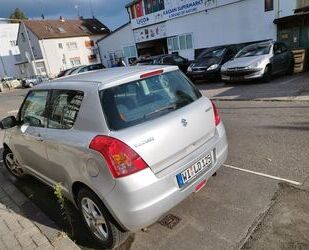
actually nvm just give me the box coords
[181,119,188,127]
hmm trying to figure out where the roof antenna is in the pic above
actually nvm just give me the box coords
[89,0,95,18]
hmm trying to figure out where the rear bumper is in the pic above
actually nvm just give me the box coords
[104,122,228,231]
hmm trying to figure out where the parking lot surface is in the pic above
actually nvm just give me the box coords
[0,73,309,249]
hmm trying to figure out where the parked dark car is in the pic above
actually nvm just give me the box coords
[21,75,49,88]
[70,63,105,75]
[57,67,80,78]
[135,54,191,73]
[187,45,241,82]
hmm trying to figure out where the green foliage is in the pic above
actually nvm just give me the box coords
[9,8,28,23]
[54,183,65,210]
[54,183,74,237]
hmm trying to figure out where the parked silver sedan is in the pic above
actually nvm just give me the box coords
[0,66,228,249]
[221,41,294,82]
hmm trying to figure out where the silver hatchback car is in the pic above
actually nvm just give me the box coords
[0,66,228,249]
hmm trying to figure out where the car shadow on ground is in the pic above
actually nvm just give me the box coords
[0,147,134,249]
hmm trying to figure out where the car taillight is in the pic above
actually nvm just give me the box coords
[89,135,148,178]
[211,101,221,126]
[140,69,163,79]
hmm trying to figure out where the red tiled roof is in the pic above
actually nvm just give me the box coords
[23,18,110,39]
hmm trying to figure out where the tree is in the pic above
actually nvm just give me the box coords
[9,8,28,23]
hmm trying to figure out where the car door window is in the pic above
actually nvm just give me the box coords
[19,91,49,127]
[48,90,84,129]
[223,49,235,62]
[162,57,174,64]
[274,43,282,55]
[172,55,185,63]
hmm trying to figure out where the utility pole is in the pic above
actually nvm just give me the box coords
[0,18,38,76]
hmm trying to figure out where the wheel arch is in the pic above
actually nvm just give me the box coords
[71,181,127,232]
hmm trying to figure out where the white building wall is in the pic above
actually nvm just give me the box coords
[98,0,297,63]
[40,35,103,77]
[278,0,297,17]
[0,23,20,78]
[97,23,135,67]
[166,0,286,59]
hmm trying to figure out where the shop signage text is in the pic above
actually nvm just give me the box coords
[131,0,216,29]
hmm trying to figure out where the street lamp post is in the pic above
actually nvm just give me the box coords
[0,17,38,76]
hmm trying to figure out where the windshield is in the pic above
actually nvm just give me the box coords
[100,70,202,130]
[236,44,271,58]
[198,48,226,59]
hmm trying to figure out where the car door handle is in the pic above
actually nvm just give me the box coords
[28,134,44,142]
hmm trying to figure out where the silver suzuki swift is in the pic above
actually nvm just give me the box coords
[0,66,228,249]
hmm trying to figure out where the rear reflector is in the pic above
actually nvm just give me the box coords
[140,69,164,79]
[211,101,221,126]
[89,135,148,178]
[195,179,207,192]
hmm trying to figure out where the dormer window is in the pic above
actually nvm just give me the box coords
[58,27,66,33]
[79,26,89,32]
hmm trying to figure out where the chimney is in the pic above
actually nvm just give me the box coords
[60,16,65,22]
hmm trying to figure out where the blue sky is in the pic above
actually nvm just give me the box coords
[0,0,130,30]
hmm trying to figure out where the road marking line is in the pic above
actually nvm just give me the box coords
[223,164,302,186]
[7,110,18,114]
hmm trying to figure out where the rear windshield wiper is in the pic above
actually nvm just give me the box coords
[144,104,176,118]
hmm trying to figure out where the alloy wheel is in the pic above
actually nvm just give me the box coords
[5,152,24,177]
[81,197,109,241]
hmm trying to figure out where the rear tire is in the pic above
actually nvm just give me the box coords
[77,188,128,249]
[262,65,271,83]
[3,148,25,179]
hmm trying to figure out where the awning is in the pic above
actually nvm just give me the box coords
[274,12,309,24]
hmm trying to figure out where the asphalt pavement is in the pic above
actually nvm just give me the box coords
[0,73,308,249]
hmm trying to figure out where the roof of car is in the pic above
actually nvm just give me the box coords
[36,66,178,90]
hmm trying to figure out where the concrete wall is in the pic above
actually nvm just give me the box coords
[0,23,20,78]
[97,23,135,67]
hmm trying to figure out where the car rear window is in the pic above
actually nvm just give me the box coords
[100,70,202,131]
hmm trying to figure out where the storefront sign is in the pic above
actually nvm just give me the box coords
[130,0,216,29]
[134,23,167,43]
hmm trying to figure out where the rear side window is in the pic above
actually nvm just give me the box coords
[19,90,49,127]
[100,70,202,131]
[48,90,84,129]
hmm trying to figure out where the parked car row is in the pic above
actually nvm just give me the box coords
[133,40,294,84]
[188,40,294,83]
[133,54,191,73]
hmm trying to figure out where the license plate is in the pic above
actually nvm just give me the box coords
[176,153,213,188]
[231,76,244,81]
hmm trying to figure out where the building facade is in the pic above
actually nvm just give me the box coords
[0,23,21,78]
[98,0,297,67]
[17,18,110,78]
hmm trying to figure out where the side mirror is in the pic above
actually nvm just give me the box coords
[0,116,17,129]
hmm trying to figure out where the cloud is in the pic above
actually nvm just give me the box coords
[0,0,130,29]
